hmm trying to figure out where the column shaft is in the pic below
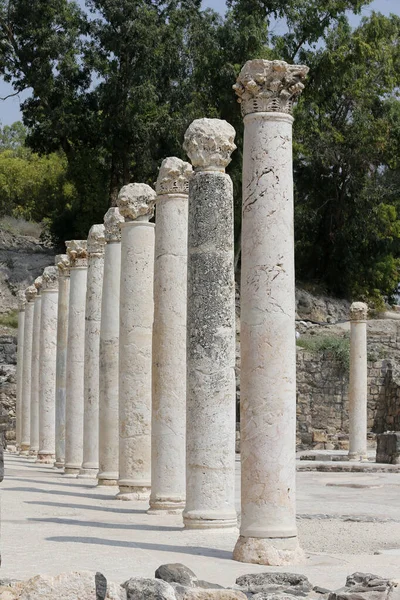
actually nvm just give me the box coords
[20,289,36,454]
[55,257,70,468]
[348,302,368,461]
[16,297,25,450]
[30,292,42,455]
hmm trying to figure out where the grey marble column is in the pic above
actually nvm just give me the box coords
[98,208,124,486]
[16,291,26,451]
[20,285,37,454]
[183,119,237,529]
[148,158,192,514]
[37,266,59,463]
[79,225,105,478]
[54,255,70,469]
[233,59,308,565]
[64,241,88,476]
[117,183,156,500]
[29,276,43,456]
[348,302,368,462]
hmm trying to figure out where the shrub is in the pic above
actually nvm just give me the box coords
[0,310,18,329]
[0,216,42,239]
[297,334,350,373]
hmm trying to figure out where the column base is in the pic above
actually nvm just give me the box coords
[77,467,98,479]
[233,536,305,566]
[348,452,368,462]
[97,473,119,487]
[19,445,30,455]
[148,496,185,515]
[116,485,150,501]
[54,461,65,469]
[36,453,55,464]
[63,465,80,477]
[29,449,38,456]
[183,509,237,529]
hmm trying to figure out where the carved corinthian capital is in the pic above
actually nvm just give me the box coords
[56,254,70,277]
[34,276,43,295]
[25,285,37,303]
[350,302,368,322]
[42,266,59,291]
[66,240,88,268]
[156,157,193,196]
[183,118,236,172]
[233,59,309,117]
[17,290,26,311]
[117,183,156,222]
[104,207,124,243]
[87,224,106,256]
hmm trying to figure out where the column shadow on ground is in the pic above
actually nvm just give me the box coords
[4,486,118,501]
[9,477,103,490]
[26,500,147,514]
[45,536,233,559]
[29,517,182,532]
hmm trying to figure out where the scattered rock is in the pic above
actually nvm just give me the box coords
[16,572,125,600]
[236,574,313,595]
[177,590,247,600]
[122,578,176,600]
[155,564,198,588]
[329,572,396,600]
[196,581,225,590]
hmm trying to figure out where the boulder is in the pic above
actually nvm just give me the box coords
[236,574,313,595]
[16,571,125,600]
[122,578,176,600]
[155,564,198,588]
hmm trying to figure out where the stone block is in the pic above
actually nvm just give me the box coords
[313,430,327,443]
[376,433,400,465]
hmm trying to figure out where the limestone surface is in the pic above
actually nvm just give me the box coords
[183,119,236,171]
[117,183,156,221]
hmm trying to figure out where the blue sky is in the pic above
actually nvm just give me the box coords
[0,0,399,126]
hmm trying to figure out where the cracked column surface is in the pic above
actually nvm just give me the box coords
[16,291,26,451]
[117,183,156,500]
[98,208,124,486]
[148,157,192,514]
[79,225,105,479]
[30,276,43,456]
[54,255,70,469]
[232,59,308,565]
[37,266,59,463]
[183,118,237,529]
[20,285,37,454]
[64,240,88,476]
[348,302,368,462]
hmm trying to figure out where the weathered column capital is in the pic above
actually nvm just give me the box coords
[87,224,106,257]
[17,290,26,311]
[42,266,59,292]
[183,118,236,172]
[117,183,156,222]
[56,254,71,278]
[104,207,124,243]
[350,302,368,322]
[233,59,309,117]
[156,157,193,196]
[25,285,37,303]
[66,240,88,268]
[34,276,43,296]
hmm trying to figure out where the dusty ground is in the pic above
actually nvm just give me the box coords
[2,453,400,589]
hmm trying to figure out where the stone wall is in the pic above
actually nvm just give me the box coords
[0,333,17,443]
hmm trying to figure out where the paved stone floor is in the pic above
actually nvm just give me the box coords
[2,453,400,588]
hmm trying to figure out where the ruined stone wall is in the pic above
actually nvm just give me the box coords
[0,333,17,443]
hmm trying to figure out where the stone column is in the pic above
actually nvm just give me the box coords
[79,225,105,478]
[98,208,124,486]
[183,119,237,529]
[54,255,70,469]
[232,59,308,565]
[29,276,43,456]
[348,302,368,461]
[64,241,88,476]
[148,157,192,514]
[117,183,156,500]
[37,266,59,463]
[15,291,26,451]
[20,285,37,454]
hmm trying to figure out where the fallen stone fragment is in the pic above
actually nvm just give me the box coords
[122,577,176,600]
[155,564,198,587]
[314,588,332,595]
[252,593,303,600]
[236,574,313,595]
[196,581,225,590]
[17,572,125,600]
[177,589,247,600]
[329,572,396,600]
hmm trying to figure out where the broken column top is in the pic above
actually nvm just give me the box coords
[17,290,26,311]
[56,254,70,277]
[104,207,124,243]
[183,118,236,173]
[34,275,43,295]
[66,240,88,268]
[87,224,106,255]
[117,183,156,222]
[156,157,193,196]
[350,302,368,321]
[25,284,37,303]
[233,59,309,117]
[42,266,59,291]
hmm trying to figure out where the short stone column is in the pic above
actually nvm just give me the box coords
[20,285,37,454]
[30,276,43,456]
[149,157,192,514]
[98,208,124,486]
[54,255,70,468]
[64,241,88,476]
[79,225,105,478]
[15,291,26,451]
[183,119,237,529]
[232,59,308,565]
[37,266,59,463]
[348,302,368,461]
[117,183,156,500]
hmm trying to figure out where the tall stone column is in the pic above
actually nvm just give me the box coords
[29,276,43,456]
[117,183,156,500]
[20,285,37,454]
[183,119,237,529]
[232,60,308,565]
[64,241,88,476]
[54,255,70,468]
[16,291,26,451]
[98,208,124,486]
[79,225,105,478]
[348,302,368,461]
[37,266,59,463]
[149,157,192,514]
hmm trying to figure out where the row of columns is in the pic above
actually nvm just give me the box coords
[13,59,370,566]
